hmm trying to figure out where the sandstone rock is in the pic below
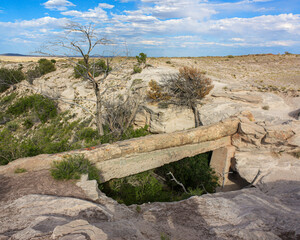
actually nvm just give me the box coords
[52,220,108,240]
[76,174,102,201]
[212,92,263,104]
[234,151,300,185]
[263,125,295,145]
[1,186,299,240]
[199,102,243,125]
[134,104,195,133]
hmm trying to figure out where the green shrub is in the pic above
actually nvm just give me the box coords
[50,155,100,183]
[14,168,27,173]
[156,152,218,193]
[0,68,25,93]
[102,171,165,205]
[38,58,56,75]
[50,59,56,64]
[78,127,99,142]
[227,55,234,58]
[7,94,57,123]
[7,122,18,132]
[102,152,217,205]
[133,65,142,73]
[166,61,171,64]
[0,93,17,105]
[136,53,147,64]
[0,129,21,165]
[74,59,111,79]
[23,118,34,129]
[26,67,41,84]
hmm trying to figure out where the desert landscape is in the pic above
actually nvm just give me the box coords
[0,52,299,239]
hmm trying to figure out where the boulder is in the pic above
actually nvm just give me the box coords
[134,104,195,133]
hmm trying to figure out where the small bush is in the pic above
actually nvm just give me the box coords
[0,68,25,93]
[50,59,56,64]
[38,58,56,75]
[78,127,99,142]
[147,80,170,101]
[23,118,34,129]
[74,59,111,79]
[133,65,142,73]
[26,67,41,84]
[7,94,57,123]
[292,151,300,159]
[7,122,18,132]
[155,152,218,193]
[262,105,269,110]
[227,55,234,58]
[14,168,27,174]
[102,171,164,205]
[136,53,147,64]
[50,155,100,183]
[0,93,17,104]
[166,61,171,64]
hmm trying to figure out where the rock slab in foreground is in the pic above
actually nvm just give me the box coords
[0,180,299,240]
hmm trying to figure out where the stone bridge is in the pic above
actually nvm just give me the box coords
[0,115,247,184]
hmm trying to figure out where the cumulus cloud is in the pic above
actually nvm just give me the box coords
[0,16,69,28]
[43,0,75,11]
[61,4,109,21]
[98,3,114,9]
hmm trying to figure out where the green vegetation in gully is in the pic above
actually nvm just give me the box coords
[101,152,219,205]
[0,68,25,93]
[0,93,149,165]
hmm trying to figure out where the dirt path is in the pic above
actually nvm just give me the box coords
[0,170,88,203]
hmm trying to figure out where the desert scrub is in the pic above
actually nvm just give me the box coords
[14,168,27,174]
[136,53,147,64]
[0,68,25,93]
[262,105,270,110]
[0,93,17,105]
[7,94,57,123]
[51,155,100,182]
[133,65,142,73]
[74,59,111,79]
[101,152,218,205]
[147,80,170,101]
[23,118,34,129]
[37,58,56,75]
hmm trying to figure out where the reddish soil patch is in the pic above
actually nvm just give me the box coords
[0,170,88,203]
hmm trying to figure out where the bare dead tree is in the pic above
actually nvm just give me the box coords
[40,22,131,137]
[162,66,214,127]
[103,81,143,139]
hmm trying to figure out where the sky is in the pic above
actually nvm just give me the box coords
[0,0,299,57]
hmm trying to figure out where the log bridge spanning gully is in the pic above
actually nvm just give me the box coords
[0,116,243,186]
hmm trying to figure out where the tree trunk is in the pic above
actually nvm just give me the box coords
[94,84,104,136]
[191,103,202,127]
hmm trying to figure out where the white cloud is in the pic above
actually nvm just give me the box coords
[43,0,75,11]
[0,16,69,28]
[61,4,109,21]
[231,38,245,42]
[98,3,114,9]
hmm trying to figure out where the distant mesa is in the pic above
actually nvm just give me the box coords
[0,53,29,56]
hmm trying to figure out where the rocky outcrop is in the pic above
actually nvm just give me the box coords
[0,181,299,240]
[134,104,195,133]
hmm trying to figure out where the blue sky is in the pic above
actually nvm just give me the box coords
[0,0,299,57]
